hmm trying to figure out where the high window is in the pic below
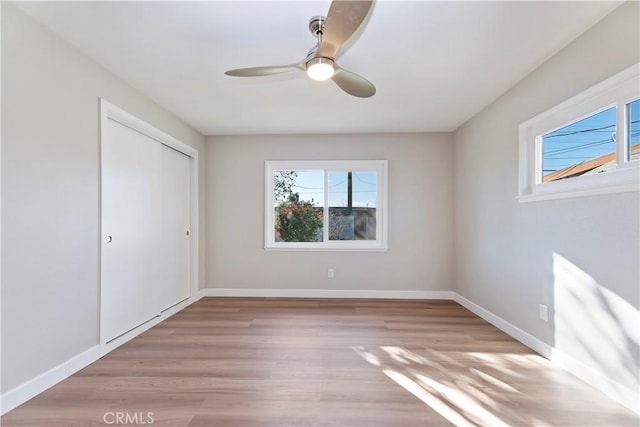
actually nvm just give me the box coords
[265,160,388,251]
[519,64,639,201]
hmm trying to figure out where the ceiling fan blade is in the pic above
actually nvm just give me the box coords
[317,0,374,59]
[331,67,376,98]
[225,64,304,77]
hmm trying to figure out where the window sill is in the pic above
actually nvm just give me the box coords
[518,181,639,203]
[265,244,388,252]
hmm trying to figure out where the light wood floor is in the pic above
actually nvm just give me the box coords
[2,298,638,426]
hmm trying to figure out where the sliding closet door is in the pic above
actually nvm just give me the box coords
[159,144,191,311]
[102,118,163,343]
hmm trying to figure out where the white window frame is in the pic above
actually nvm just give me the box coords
[518,64,639,202]
[265,160,388,251]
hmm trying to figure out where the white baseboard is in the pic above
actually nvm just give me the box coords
[1,345,101,415]
[551,347,639,414]
[452,293,552,357]
[452,292,639,415]
[202,287,454,300]
[196,288,206,300]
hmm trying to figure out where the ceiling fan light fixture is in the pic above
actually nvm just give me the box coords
[306,57,334,81]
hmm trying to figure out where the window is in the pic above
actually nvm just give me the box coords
[519,64,639,201]
[627,99,640,161]
[541,106,617,183]
[265,160,388,251]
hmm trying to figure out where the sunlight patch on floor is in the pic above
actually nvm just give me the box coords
[469,368,519,393]
[383,368,479,427]
[354,346,557,427]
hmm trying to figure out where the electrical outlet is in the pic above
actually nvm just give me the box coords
[539,304,548,322]
[328,268,334,279]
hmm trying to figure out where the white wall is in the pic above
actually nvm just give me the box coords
[1,3,206,393]
[453,1,639,411]
[206,133,453,294]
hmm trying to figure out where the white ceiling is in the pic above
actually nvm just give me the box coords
[15,1,620,136]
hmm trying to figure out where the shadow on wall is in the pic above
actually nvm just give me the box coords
[552,252,639,410]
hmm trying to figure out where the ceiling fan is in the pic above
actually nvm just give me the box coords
[224,0,376,98]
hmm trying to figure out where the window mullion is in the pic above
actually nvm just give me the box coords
[534,135,543,185]
[265,163,273,248]
[617,100,627,166]
[376,166,382,244]
[323,169,329,243]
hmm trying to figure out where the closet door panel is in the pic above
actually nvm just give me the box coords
[102,118,163,342]
[159,144,191,311]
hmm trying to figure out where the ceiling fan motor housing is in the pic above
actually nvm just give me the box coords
[308,15,326,37]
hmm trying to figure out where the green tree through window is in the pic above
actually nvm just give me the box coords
[275,192,323,242]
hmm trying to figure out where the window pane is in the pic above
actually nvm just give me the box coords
[628,99,639,161]
[328,171,377,240]
[274,170,323,242]
[542,107,617,183]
